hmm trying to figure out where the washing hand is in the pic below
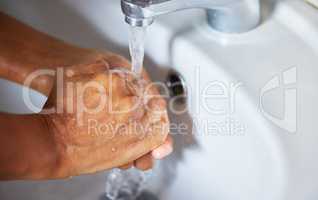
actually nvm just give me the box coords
[0,12,172,180]
[43,53,173,176]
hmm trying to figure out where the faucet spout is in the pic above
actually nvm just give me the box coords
[121,0,260,33]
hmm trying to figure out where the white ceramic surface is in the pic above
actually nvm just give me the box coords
[0,0,317,199]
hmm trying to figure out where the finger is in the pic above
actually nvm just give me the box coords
[114,96,145,124]
[119,162,133,170]
[152,135,173,160]
[134,153,153,171]
[66,59,109,77]
[104,53,131,69]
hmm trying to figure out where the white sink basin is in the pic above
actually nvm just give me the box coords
[1,0,318,199]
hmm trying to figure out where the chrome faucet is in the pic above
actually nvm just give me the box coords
[121,0,260,33]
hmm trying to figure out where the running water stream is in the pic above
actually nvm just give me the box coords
[105,26,149,200]
[129,26,147,76]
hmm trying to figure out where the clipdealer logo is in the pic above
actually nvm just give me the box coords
[259,67,297,133]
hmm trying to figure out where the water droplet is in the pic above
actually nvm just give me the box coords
[66,69,74,77]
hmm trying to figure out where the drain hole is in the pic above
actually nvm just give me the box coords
[166,70,187,105]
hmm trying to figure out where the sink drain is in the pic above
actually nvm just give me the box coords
[166,70,187,105]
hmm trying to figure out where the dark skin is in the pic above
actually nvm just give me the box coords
[0,12,173,180]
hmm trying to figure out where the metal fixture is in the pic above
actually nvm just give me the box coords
[121,0,260,33]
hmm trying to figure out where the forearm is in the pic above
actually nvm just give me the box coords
[0,113,63,180]
[0,12,101,96]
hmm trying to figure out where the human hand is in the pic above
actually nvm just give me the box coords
[43,52,172,177]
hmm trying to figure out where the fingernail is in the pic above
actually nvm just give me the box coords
[152,146,173,160]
